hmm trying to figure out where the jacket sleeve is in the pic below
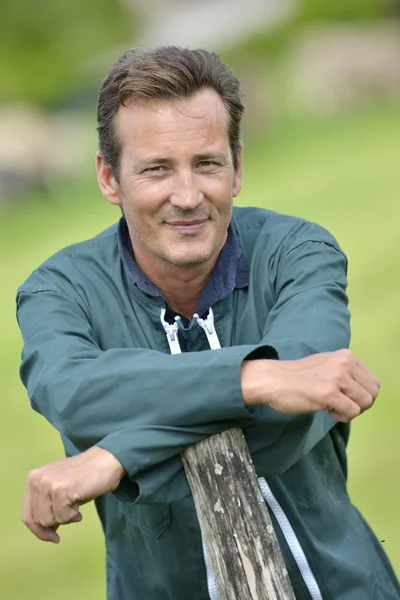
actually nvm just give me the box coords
[244,235,350,477]
[16,283,271,498]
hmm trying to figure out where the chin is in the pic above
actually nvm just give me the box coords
[166,248,215,267]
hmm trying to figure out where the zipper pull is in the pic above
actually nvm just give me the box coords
[160,308,182,355]
[193,307,221,350]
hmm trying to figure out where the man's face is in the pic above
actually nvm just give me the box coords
[98,88,242,269]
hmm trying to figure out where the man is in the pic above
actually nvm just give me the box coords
[17,47,399,599]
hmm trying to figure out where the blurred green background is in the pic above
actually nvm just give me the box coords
[1,1,399,598]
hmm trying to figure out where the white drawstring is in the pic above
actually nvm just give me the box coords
[258,478,323,600]
[202,540,219,600]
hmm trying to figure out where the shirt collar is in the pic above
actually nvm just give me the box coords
[117,216,249,317]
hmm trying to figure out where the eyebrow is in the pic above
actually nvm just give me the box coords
[131,151,229,170]
[193,151,229,162]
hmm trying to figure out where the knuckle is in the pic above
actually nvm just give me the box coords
[331,370,343,386]
[26,469,39,485]
[51,481,66,497]
[337,348,352,359]
[27,467,51,488]
[336,348,354,367]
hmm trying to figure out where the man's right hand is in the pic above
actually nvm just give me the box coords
[241,349,380,422]
[22,446,126,543]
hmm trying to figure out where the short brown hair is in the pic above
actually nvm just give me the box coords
[97,46,244,180]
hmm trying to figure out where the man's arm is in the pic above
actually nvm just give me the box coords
[237,236,379,474]
[242,350,378,422]
[18,231,379,540]
[17,286,261,470]
[21,347,378,544]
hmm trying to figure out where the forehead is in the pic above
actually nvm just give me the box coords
[116,88,230,155]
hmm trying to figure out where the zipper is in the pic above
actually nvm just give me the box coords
[193,308,221,350]
[160,308,182,354]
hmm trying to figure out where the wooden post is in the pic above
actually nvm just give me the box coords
[181,428,296,600]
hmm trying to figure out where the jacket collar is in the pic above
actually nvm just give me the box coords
[117,216,249,320]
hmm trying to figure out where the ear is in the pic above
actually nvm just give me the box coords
[96,152,122,206]
[232,147,243,198]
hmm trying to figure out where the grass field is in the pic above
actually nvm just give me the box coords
[0,102,398,599]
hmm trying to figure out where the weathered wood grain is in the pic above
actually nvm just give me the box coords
[181,428,295,600]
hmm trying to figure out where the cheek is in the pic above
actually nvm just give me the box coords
[210,182,234,219]
[122,182,167,220]
[202,175,233,202]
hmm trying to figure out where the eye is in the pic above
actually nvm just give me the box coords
[197,160,217,168]
[144,166,167,174]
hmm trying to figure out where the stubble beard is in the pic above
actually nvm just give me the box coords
[158,237,219,268]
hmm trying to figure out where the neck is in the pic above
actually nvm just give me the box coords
[158,264,216,319]
[133,247,222,320]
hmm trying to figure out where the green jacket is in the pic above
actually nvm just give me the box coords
[17,207,399,599]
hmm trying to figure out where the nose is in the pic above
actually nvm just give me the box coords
[169,169,203,210]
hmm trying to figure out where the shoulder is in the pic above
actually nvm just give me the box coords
[17,222,120,296]
[232,206,345,258]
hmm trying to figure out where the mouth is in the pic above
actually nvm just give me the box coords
[165,219,209,234]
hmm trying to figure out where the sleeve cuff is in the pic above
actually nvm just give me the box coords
[244,344,279,362]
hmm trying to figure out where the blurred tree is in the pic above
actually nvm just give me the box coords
[0,0,133,107]
[226,0,388,61]
[299,0,386,21]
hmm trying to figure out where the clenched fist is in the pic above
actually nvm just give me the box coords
[241,349,380,422]
[22,446,125,543]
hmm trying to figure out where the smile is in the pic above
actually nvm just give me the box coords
[165,220,209,234]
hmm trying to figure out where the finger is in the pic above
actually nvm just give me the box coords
[341,379,374,412]
[328,392,361,422]
[328,409,349,423]
[36,489,58,528]
[22,493,60,543]
[52,488,81,525]
[352,355,380,386]
[30,474,46,526]
[352,364,380,400]
[32,522,60,543]
[69,512,83,524]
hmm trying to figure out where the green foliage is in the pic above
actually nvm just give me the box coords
[225,0,387,62]
[0,0,388,106]
[300,0,385,22]
[0,0,132,106]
